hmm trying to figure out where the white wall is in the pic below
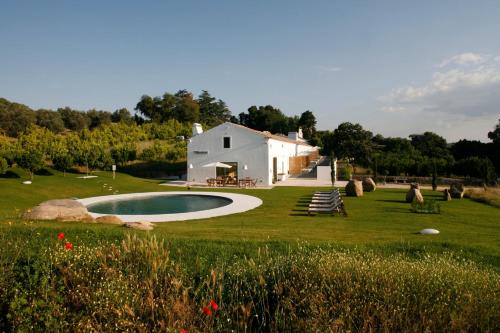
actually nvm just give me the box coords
[187,123,271,185]
[187,122,319,186]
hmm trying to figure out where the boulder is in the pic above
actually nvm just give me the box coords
[123,221,155,231]
[95,215,123,224]
[345,180,363,197]
[23,199,92,221]
[449,183,464,199]
[362,177,376,192]
[406,188,424,204]
[443,189,452,201]
[419,228,440,235]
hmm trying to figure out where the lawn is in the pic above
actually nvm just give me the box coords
[1,167,499,267]
[1,168,499,331]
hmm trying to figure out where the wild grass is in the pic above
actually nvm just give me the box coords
[464,187,500,208]
[1,235,498,332]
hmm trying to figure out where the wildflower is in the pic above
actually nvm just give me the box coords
[210,299,219,311]
[58,232,65,240]
[202,306,212,316]
[179,330,188,333]
[64,242,73,250]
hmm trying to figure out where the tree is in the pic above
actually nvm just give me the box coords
[172,90,200,123]
[58,107,90,131]
[51,137,74,176]
[298,110,317,140]
[111,143,137,166]
[87,109,112,129]
[410,132,454,177]
[111,108,133,124]
[487,119,500,144]
[241,105,293,134]
[197,90,231,127]
[330,122,373,169]
[14,127,54,180]
[36,109,65,133]
[0,98,36,137]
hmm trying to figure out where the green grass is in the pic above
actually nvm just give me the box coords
[1,168,499,331]
[1,167,499,268]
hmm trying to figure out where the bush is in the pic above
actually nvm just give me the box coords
[0,157,7,174]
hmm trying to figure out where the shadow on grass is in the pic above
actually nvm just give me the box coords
[376,199,407,204]
[34,168,54,176]
[0,170,20,178]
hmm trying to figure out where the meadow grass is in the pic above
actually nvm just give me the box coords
[1,168,499,331]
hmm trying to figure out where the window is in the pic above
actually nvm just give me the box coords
[223,136,231,148]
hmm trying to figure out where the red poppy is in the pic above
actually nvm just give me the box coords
[202,306,212,316]
[210,299,219,311]
[179,330,188,333]
[64,242,73,250]
[57,232,65,240]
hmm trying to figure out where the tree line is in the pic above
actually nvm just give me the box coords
[1,94,499,184]
[318,121,500,185]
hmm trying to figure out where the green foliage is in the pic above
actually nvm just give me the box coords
[487,118,500,144]
[329,122,373,167]
[0,157,7,174]
[197,90,231,127]
[58,107,90,131]
[14,126,55,180]
[0,234,497,331]
[340,163,353,180]
[111,108,133,124]
[238,105,300,134]
[139,141,168,161]
[453,156,497,184]
[35,109,65,133]
[0,98,36,137]
[411,199,441,214]
[111,143,137,166]
[298,110,316,140]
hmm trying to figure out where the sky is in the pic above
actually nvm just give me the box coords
[1,0,499,142]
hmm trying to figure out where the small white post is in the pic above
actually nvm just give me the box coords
[112,164,116,180]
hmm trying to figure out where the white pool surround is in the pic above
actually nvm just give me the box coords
[77,191,263,222]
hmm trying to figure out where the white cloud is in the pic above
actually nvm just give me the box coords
[381,54,500,118]
[316,65,342,73]
[438,52,486,68]
[495,56,500,63]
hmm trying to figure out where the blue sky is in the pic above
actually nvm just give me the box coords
[1,0,499,141]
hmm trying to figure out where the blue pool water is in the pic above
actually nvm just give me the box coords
[88,194,233,215]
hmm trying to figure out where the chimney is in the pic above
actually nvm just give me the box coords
[288,131,299,141]
[192,123,203,137]
[298,127,303,139]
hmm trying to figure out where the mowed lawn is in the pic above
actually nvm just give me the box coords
[1,168,499,268]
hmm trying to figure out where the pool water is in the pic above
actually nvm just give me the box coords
[88,194,233,215]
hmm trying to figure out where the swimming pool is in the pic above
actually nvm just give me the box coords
[88,194,232,215]
[77,191,262,222]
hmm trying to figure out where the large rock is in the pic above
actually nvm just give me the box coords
[123,222,155,231]
[443,189,452,201]
[362,177,376,192]
[345,180,363,197]
[95,215,123,224]
[449,183,464,199]
[406,188,424,204]
[23,199,93,222]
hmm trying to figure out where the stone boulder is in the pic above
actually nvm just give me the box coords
[345,180,363,197]
[449,183,464,199]
[406,188,424,204]
[362,177,376,192]
[95,215,123,224]
[443,189,452,201]
[23,199,93,221]
[123,221,155,231]
[410,183,420,190]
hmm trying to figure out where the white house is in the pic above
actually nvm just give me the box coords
[187,122,319,186]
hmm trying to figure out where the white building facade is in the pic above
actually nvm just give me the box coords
[187,122,318,186]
